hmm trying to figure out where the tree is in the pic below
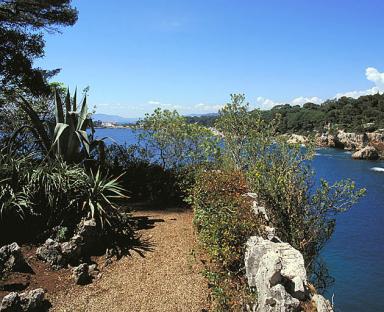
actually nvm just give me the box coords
[214,95,365,289]
[0,0,78,95]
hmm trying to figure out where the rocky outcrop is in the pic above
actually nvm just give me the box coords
[333,131,367,150]
[0,288,47,311]
[316,130,384,159]
[36,239,66,270]
[0,243,32,277]
[245,236,333,312]
[352,145,379,160]
[312,294,333,312]
[287,134,308,145]
[36,218,99,270]
[72,263,99,285]
[316,133,335,148]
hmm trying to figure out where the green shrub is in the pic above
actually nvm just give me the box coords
[192,169,261,311]
[192,169,262,272]
[0,144,132,245]
[136,108,220,170]
[214,94,366,283]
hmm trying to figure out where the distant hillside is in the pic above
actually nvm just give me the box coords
[185,113,218,126]
[93,114,138,124]
[185,94,384,133]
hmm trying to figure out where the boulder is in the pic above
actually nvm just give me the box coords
[36,219,98,269]
[0,288,46,312]
[0,243,31,276]
[76,219,99,254]
[352,145,379,160]
[245,236,333,312]
[312,294,333,312]
[36,239,65,270]
[72,263,91,285]
[287,134,308,145]
[60,235,82,264]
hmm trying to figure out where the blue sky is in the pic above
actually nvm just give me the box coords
[36,0,384,117]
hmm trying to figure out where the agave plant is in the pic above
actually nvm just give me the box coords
[17,88,105,163]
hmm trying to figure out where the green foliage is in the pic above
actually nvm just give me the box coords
[215,94,279,170]
[0,0,78,95]
[0,149,33,223]
[186,93,384,134]
[192,170,261,272]
[0,144,130,245]
[136,108,220,170]
[105,144,184,204]
[214,95,366,280]
[28,159,88,228]
[83,169,127,229]
[13,88,105,163]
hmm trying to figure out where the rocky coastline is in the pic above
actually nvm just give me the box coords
[287,130,384,160]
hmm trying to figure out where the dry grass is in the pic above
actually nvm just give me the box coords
[49,208,210,312]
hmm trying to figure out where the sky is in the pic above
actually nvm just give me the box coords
[36,0,384,118]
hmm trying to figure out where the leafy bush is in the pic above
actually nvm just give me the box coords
[105,143,184,204]
[191,169,261,311]
[0,144,131,245]
[192,169,261,272]
[214,95,366,282]
[136,108,220,170]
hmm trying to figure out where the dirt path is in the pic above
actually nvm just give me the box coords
[49,208,210,312]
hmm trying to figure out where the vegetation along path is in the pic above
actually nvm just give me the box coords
[50,208,210,312]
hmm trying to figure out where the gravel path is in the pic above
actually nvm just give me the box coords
[50,208,210,312]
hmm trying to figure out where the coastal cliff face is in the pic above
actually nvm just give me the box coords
[245,235,333,312]
[243,196,333,312]
[315,130,384,160]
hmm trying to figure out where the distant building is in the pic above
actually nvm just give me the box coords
[101,121,117,128]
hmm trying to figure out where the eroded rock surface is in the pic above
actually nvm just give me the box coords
[36,239,66,270]
[36,218,99,270]
[72,263,91,285]
[312,294,333,312]
[245,236,333,312]
[352,145,379,160]
[0,288,47,311]
[0,243,31,276]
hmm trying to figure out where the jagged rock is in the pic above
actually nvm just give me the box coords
[244,193,269,221]
[287,134,308,145]
[316,130,384,155]
[36,219,99,269]
[312,294,333,312]
[316,133,335,148]
[36,239,65,270]
[334,131,367,150]
[88,264,100,279]
[245,236,307,311]
[76,219,99,254]
[0,288,46,311]
[352,145,379,160]
[72,263,91,285]
[245,236,333,312]
[61,235,82,264]
[0,243,31,276]
[0,292,19,311]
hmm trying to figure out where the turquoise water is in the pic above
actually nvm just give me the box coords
[96,128,384,312]
[313,149,384,312]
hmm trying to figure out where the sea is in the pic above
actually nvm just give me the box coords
[96,128,384,312]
